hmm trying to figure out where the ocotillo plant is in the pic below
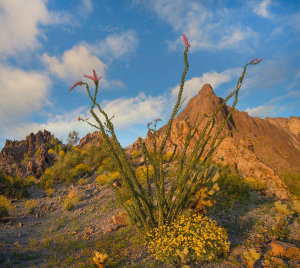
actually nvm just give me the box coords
[68,34,263,238]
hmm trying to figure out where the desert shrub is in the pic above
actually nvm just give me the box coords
[40,150,83,188]
[63,198,75,211]
[131,150,142,159]
[95,171,120,186]
[95,165,106,175]
[25,176,38,187]
[45,188,55,197]
[48,148,56,155]
[101,157,116,172]
[278,170,300,196]
[210,163,251,212]
[73,163,92,177]
[80,149,88,156]
[59,150,65,158]
[135,165,154,184]
[77,178,87,186]
[162,152,173,163]
[62,186,82,211]
[25,199,37,214]
[144,209,230,265]
[67,130,79,146]
[85,143,111,168]
[0,195,13,218]
[244,176,266,191]
[0,171,28,199]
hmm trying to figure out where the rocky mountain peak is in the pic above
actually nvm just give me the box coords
[129,84,300,200]
[0,130,60,179]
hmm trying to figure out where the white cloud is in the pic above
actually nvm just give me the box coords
[171,68,241,104]
[253,0,273,18]
[245,104,278,118]
[41,45,107,85]
[0,64,51,126]
[99,93,167,127]
[83,30,139,61]
[242,59,288,90]
[0,93,167,149]
[135,0,257,52]
[0,0,70,58]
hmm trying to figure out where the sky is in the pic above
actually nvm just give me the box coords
[0,0,299,150]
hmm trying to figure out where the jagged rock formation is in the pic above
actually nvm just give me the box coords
[76,132,104,149]
[129,84,300,200]
[0,130,60,179]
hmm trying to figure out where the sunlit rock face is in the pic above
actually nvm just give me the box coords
[128,84,300,200]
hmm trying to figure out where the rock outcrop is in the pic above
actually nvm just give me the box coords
[129,84,300,200]
[0,130,60,179]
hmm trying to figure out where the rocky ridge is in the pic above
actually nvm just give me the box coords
[0,130,60,179]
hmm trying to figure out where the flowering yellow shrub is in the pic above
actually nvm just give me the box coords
[162,152,173,162]
[73,163,92,174]
[48,148,56,154]
[45,188,55,197]
[44,168,53,176]
[25,176,38,186]
[131,150,142,159]
[0,195,14,218]
[95,171,120,185]
[77,178,87,185]
[135,165,154,184]
[80,149,88,156]
[244,177,266,191]
[95,165,106,175]
[59,150,65,158]
[144,210,230,265]
[25,200,37,214]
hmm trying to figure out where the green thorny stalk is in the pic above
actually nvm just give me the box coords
[69,42,263,238]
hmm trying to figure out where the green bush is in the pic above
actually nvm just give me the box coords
[144,209,230,265]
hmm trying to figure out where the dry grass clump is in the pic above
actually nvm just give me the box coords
[144,209,230,266]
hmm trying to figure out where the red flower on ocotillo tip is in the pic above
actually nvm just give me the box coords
[250,58,263,64]
[84,69,102,81]
[78,116,82,121]
[147,122,152,127]
[68,81,83,92]
[154,118,162,122]
[182,34,191,48]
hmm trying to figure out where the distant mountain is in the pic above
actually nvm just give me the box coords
[129,84,300,200]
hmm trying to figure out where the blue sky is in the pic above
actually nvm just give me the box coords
[0,0,299,150]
